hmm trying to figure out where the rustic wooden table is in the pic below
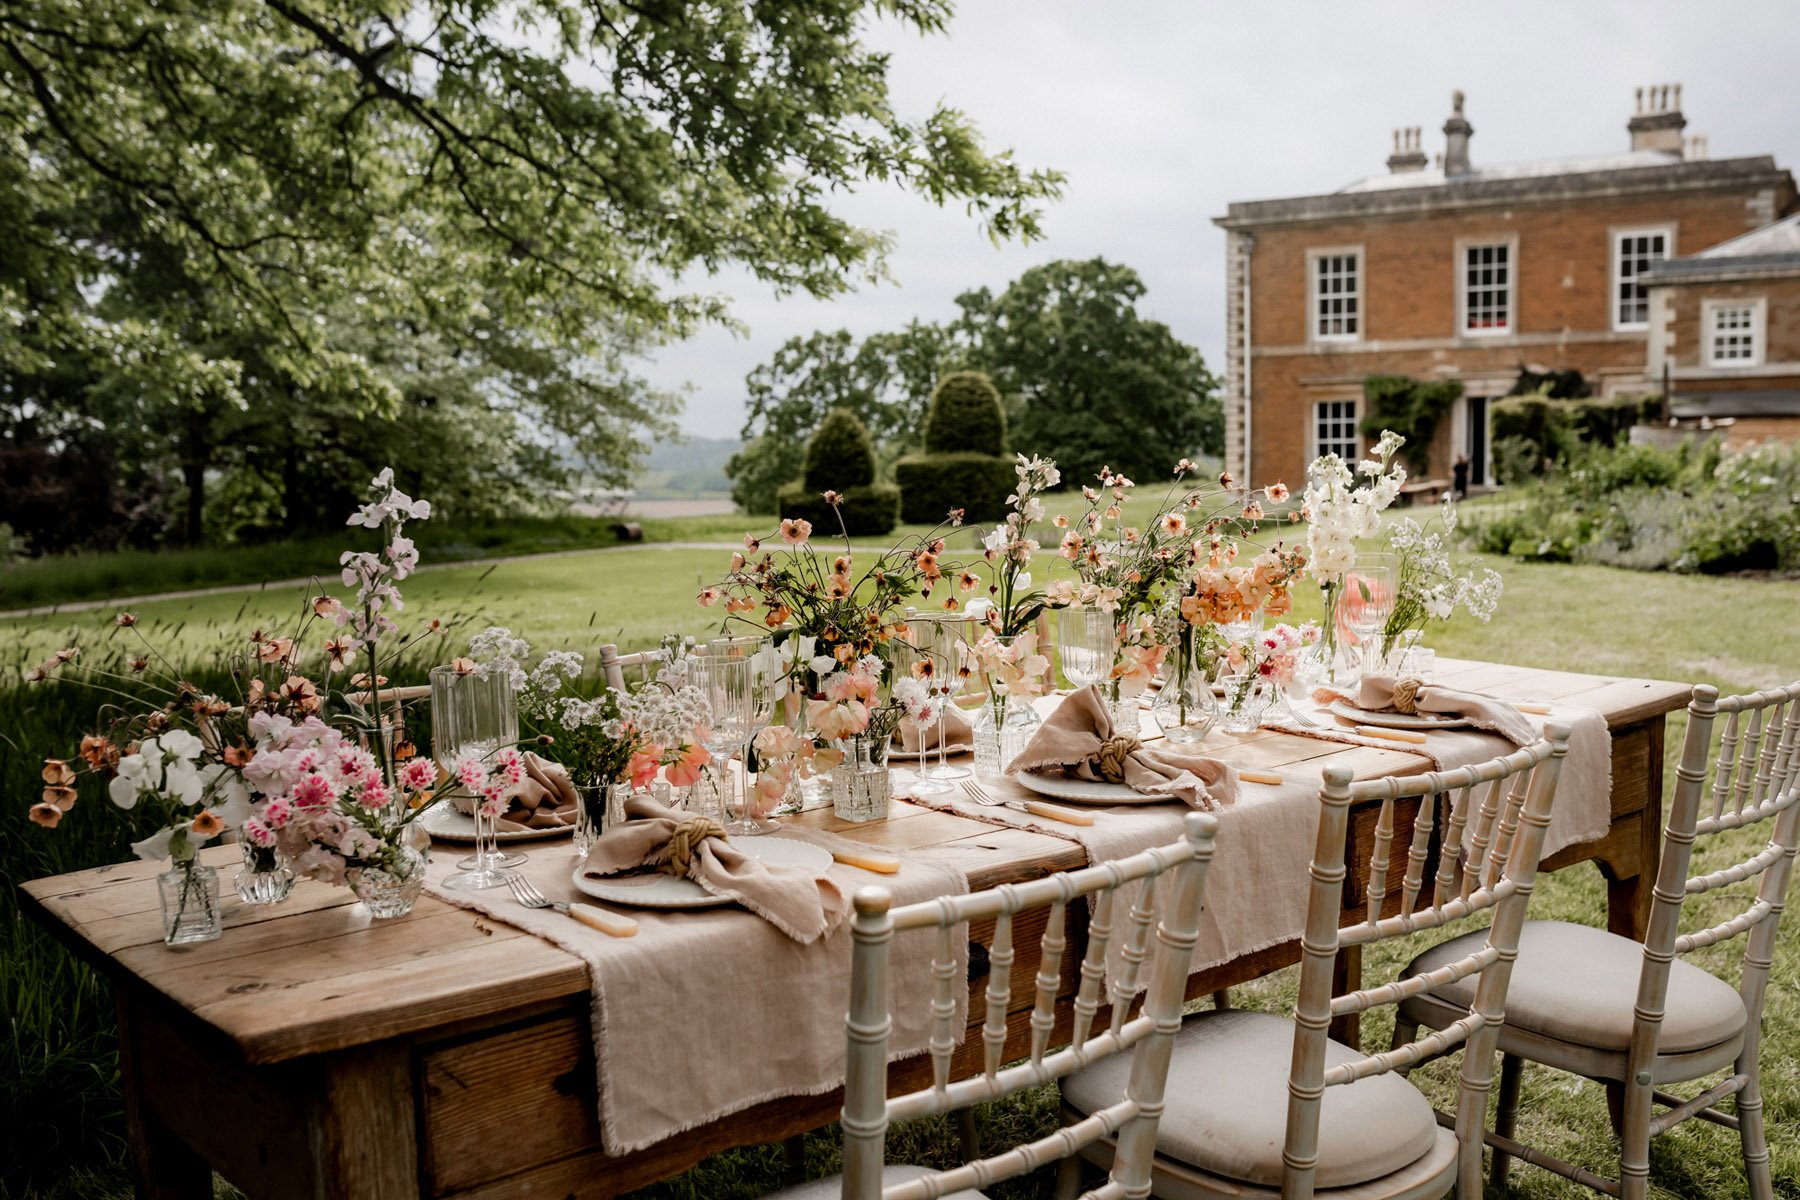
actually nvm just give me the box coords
[20,660,1689,1200]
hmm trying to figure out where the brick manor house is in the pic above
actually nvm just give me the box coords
[1213,86,1798,489]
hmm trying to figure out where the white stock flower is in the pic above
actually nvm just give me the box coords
[130,827,178,861]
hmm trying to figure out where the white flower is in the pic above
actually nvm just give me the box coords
[130,826,177,861]
[809,655,837,677]
[1015,572,1032,589]
[160,729,203,761]
[982,527,1008,554]
[108,772,141,809]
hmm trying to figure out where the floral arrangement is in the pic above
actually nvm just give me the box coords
[977,454,1064,638]
[955,629,1053,726]
[237,712,441,895]
[699,498,968,687]
[1300,432,1409,676]
[25,468,450,937]
[1222,623,1320,709]
[749,724,841,817]
[805,655,893,742]
[1381,500,1503,648]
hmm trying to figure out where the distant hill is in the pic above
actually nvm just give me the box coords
[637,435,739,496]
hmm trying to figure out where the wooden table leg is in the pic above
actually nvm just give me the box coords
[1604,717,1666,942]
[310,1041,421,1199]
[1327,945,1362,1049]
[118,994,214,1200]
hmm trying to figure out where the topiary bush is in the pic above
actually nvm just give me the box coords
[922,371,1006,456]
[897,372,1013,524]
[778,408,896,536]
[802,408,878,493]
[774,481,901,537]
[893,452,1017,526]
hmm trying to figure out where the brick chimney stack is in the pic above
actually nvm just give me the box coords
[1386,127,1426,173]
[1442,90,1473,176]
[1629,84,1687,153]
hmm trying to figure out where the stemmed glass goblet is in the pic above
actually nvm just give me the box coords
[1056,606,1113,691]
[1342,554,1397,676]
[431,664,523,891]
[912,615,974,782]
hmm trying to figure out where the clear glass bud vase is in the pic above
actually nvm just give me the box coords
[159,859,223,946]
[234,841,295,905]
[971,694,1044,775]
[574,782,624,857]
[1150,637,1218,744]
[359,844,425,919]
[831,734,892,822]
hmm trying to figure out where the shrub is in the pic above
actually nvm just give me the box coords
[893,452,1016,525]
[1492,393,1580,475]
[774,481,900,537]
[801,408,878,492]
[922,371,1006,456]
[1567,394,1657,448]
[1359,375,1461,474]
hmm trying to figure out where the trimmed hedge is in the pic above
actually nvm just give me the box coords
[893,452,1016,526]
[774,481,900,537]
[922,371,1006,456]
[802,408,878,492]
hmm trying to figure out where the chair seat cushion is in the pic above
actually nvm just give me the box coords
[1405,920,1747,1054]
[767,1164,987,1199]
[1061,1008,1437,1189]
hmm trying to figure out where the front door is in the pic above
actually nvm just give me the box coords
[1466,395,1489,487]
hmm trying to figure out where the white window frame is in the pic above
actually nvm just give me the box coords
[1307,245,1364,343]
[1310,397,1361,465]
[1703,297,1766,368]
[1611,225,1674,331]
[1455,235,1518,337]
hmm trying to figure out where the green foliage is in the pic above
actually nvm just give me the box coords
[1510,366,1591,399]
[801,409,878,493]
[1566,395,1659,449]
[773,482,900,538]
[1359,376,1462,474]
[893,452,1017,525]
[922,372,1007,456]
[3,0,1062,549]
[1462,439,1800,574]
[725,436,803,516]
[960,259,1222,483]
[1492,392,1581,477]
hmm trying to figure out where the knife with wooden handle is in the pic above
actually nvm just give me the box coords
[830,849,902,874]
[1356,725,1429,745]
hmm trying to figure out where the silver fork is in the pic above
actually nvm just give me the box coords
[959,780,1092,825]
[507,874,638,936]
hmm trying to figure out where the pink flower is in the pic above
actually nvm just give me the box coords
[292,773,339,809]
[779,518,812,545]
[807,698,868,740]
[399,758,437,792]
[1265,482,1290,503]
[663,741,712,789]
[628,747,665,790]
[262,797,294,828]
[755,724,800,759]
[243,817,276,847]
[359,780,393,809]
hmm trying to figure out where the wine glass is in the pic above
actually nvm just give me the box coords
[913,615,974,782]
[431,665,522,891]
[890,633,953,797]
[1057,606,1114,690]
[1341,555,1397,676]
[697,654,774,836]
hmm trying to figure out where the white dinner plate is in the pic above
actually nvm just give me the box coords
[417,800,575,843]
[1329,700,1471,731]
[1014,768,1151,805]
[570,836,834,910]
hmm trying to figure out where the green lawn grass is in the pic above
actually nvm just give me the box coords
[3,516,1798,1199]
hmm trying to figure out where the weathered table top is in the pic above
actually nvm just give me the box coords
[21,658,1690,1068]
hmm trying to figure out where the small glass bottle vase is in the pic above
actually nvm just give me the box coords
[159,859,223,946]
[1105,681,1142,738]
[1218,672,1274,735]
[1151,639,1218,745]
[234,841,295,905]
[831,734,892,823]
[574,782,625,857]
[359,844,426,919]
[971,695,1044,775]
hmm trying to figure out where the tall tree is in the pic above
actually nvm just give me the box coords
[0,0,1062,544]
[957,258,1220,485]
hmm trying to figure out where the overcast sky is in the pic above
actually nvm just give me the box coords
[643,0,1800,439]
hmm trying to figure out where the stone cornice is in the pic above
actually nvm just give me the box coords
[1212,156,1792,231]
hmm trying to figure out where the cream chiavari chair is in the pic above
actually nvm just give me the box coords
[1393,682,1800,1200]
[598,642,666,692]
[767,811,1219,1200]
[1058,722,1571,1199]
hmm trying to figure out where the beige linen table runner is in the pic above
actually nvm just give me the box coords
[423,830,967,1155]
[905,772,1319,990]
[1286,687,1612,859]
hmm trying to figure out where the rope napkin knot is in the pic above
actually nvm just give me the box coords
[1390,677,1425,715]
[1095,735,1141,784]
[583,796,847,942]
[663,813,727,877]
[1005,685,1237,810]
